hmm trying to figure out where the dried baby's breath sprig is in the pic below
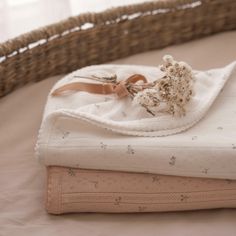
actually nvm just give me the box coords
[132,55,194,116]
[133,88,160,115]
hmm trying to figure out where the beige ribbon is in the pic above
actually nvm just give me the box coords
[51,74,148,98]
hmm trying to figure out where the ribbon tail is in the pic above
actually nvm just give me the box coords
[51,82,115,96]
[51,74,148,97]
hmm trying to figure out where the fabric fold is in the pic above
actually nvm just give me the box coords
[36,60,236,180]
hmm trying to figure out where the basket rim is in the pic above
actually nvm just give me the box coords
[0,0,203,57]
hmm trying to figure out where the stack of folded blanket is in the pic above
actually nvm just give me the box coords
[36,55,236,214]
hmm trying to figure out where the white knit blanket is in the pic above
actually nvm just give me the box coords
[36,61,236,179]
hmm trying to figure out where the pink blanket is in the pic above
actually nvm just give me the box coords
[47,166,236,214]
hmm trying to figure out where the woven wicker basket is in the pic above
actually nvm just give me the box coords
[0,0,236,98]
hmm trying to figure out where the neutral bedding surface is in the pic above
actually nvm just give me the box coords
[1,32,236,235]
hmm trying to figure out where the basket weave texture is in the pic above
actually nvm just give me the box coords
[0,0,236,98]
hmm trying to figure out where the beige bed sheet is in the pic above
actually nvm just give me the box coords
[1,31,236,235]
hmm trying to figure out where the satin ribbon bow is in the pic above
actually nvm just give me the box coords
[51,74,148,98]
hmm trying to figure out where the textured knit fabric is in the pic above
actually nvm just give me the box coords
[46,166,236,214]
[36,62,236,180]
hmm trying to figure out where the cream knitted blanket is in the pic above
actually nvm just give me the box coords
[36,58,236,179]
